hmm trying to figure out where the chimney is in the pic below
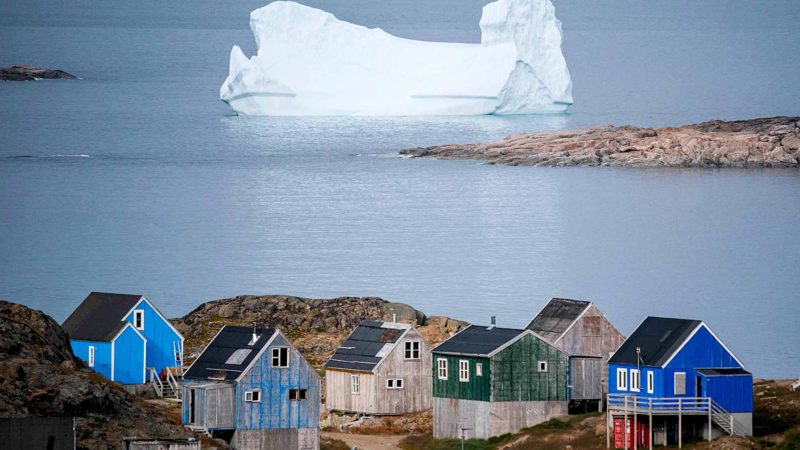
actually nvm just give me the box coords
[488,316,496,330]
[249,323,259,346]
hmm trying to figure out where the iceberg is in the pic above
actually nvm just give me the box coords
[220,0,572,116]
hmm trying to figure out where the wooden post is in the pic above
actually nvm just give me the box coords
[648,398,653,450]
[678,398,682,449]
[624,395,628,450]
[708,398,712,442]
[633,395,637,450]
[607,400,611,449]
[730,415,734,436]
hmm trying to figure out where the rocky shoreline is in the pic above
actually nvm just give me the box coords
[401,116,800,168]
[1,65,76,81]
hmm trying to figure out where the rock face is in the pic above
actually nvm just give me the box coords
[0,300,191,449]
[1,65,76,81]
[401,116,800,168]
[174,295,466,367]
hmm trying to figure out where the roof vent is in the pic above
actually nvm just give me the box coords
[488,316,496,330]
[249,333,259,346]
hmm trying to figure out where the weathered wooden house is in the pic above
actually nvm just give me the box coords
[527,298,626,408]
[606,317,752,448]
[182,326,320,450]
[62,292,184,385]
[431,321,571,439]
[324,320,431,415]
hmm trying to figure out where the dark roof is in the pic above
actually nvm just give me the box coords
[184,326,275,381]
[696,368,751,376]
[61,292,143,341]
[526,298,591,343]
[433,325,526,357]
[609,317,702,367]
[324,321,410,372]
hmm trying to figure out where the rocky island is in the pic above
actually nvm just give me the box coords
[1,65,76,81]
[401,116,800,168]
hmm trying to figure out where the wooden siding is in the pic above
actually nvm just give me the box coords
[232,428,319,450]
[569,357,602,400]
[182,381,236,430]
[433,397,567,439]
[554,304,625,365]
[237,333,321,430]
[123,298,183,374]
[326,327,432,415]
[431,355,490,401]
[492,333,568,402]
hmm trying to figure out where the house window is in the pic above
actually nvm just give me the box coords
[674,372,686,395]
[88,346,95,367]
[134,310,144,330]
[404,341,421,360]
[647,371,654,394]
[289,389,307,400]
[271,347,289,368]
[437,358,448,380]
[476,363,483,377]
[245,390,261,402]
[386,378,404,389]
[616,368,628,391]
[538,361,548,372]
[351,374,360,394]
[459,360,469,382]
[630,369,640,392]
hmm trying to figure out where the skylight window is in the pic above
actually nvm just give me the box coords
[225,349,252,365]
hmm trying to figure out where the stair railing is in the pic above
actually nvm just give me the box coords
[166,369,181,399]
[149,367,163,397]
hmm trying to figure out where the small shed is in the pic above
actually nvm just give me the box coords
[324,320,431,415]
[431,323,569,439]
[62,292,184,385]
[527,298,625,404]
[182,326,320,450]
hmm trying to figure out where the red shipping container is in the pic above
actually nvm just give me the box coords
[613,417,650,449]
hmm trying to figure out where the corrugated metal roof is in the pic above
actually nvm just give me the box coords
[696,368,751,376]
[526,298,591,343]
[609,317,701,366]
[61,292,143,341]
[324,321,410,372]
[184,326,275,381]
[432,325,525,357]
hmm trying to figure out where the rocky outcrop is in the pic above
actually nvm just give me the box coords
[401,116,800,168]
[1,65,76,81]
[0,301,191,449]
[174,295,467,367]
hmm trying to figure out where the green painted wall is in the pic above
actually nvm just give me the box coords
[491,334,568,402]
[431,354,490,401]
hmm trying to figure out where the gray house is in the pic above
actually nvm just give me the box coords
[324,320,431,415]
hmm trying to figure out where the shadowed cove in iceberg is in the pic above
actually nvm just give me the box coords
[220,0,573,116]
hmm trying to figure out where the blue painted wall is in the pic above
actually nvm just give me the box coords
[72,340,112,379]
[113,325,146,384]
[123,298,183,374]
[236,333,320,430]
[705,374,753,413]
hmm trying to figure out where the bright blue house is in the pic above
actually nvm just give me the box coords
[62,292,184,385]
[182,326,320,450]
[606,317,752,448]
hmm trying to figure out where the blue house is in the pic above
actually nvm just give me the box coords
[606,317,752,448]
[62,292,184,385]
[182,326,320,450]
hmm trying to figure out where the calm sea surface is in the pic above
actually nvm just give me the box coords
[1,0,798,377]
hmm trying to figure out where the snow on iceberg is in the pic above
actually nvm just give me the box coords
[220,0,572,116]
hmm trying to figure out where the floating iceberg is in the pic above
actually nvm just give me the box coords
[220,0,572,116]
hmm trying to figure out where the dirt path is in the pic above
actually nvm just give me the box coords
[323,431,407,450]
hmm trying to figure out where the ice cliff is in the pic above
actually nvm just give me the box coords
[220,0,572,116]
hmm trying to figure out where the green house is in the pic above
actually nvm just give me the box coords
[432,322,570,439]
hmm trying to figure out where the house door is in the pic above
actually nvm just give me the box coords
[189,389,196,424]
[695,376,704,407]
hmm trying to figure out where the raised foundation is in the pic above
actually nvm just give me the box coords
[433,397,567,439]
[231,427,319,450]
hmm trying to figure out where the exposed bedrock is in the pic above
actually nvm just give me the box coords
[401,116,800,168]
[1,65,76,81]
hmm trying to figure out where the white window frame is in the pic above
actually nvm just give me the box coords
[476,363,483,377]
[404,341,421,360]
[88,346,95,367]
[459,360,469,382]
[133,310,144,330]
[647,371,654,394]
[630,369,640,392]
[271,347,289,368]
[674,372,686,395]
[616,368,628,391]
[245,389,261,402]
[538,361,548,372]
[351,374,360,394]
[437,358,448,380]
[386,378,404,390]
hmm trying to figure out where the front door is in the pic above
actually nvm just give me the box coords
[695,376,703,407]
